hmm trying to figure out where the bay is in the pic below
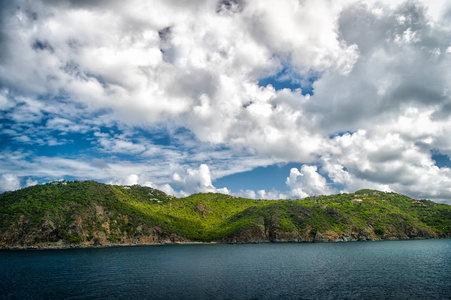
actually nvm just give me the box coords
[1,239,450,299]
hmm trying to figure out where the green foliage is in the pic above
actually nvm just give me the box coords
[0,181,450,247]
[65,233,83,244]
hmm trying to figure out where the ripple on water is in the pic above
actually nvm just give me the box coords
[1,239,450,299]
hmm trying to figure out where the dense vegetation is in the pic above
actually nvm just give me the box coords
[0,181,450,248]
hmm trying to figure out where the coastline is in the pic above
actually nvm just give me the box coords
[1,183,449,250]
[1,236,447,250]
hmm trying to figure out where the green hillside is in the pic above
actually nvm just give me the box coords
[0,181,450,249]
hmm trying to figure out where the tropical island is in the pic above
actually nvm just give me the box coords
[0,180,450,249]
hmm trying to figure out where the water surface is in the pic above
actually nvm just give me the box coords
[1,239,450,299]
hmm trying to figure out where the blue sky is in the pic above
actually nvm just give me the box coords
[1,0,451,203]
[258,66,318,96]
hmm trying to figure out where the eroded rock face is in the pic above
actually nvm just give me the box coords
[316,230,343,242]
[408,227,438,239]
[222,218,267,244]
[218,223,444,245]
[195,203,214,217]
[314,231,327,243]
[1,209,445,249]
[0,205,191,249]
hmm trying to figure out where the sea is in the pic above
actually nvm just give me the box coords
[1,239,450,299]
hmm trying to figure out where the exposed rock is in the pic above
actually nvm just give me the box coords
[314,231,327,242]
[358,231,371,241]
[195,203,214,216]
[222,219,267,244]
[319,230,343,242]
[341,235,354,242]
[94,204,105,217]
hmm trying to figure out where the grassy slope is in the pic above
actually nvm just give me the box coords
[0,181,450,247]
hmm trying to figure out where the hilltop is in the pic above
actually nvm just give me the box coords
[0,181,450,249]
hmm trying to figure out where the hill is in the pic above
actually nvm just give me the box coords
[0,181,450,249]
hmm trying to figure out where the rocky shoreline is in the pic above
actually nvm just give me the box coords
[1,214,446,250]
[1,182,449,249]
[1,235,446,250]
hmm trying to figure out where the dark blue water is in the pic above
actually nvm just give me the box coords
[1,239,450,299]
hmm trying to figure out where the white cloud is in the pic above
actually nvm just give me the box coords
[99,137,146,154]
[322,129,451,202]
[25,178,38,188]
[0,174,21,192]
[286,165,333,198]
[0,89,14,111]
[233,188,289,200]
[257,189,290,200]
[236,189,257,199]
[1,0,451,203]
[0,0,351,161]
[143,181,178,197]
[125,174,139,186]
[46,117,89,133]
[172,164,229,195]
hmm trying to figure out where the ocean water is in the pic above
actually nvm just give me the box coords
[1,239,450,299]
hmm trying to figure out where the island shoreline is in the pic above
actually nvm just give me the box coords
[2,237,449,251]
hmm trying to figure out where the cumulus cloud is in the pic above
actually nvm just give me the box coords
[1,0,451,202]
[0,174,21,192]
[230,188,290,200]
[25,178,38,188]
[286,165,333,198]
[0,0,350,160]
[321,130,451,202]
[306,1,451,136]
[172,164,229,195]
[256,189,289,200]
[125,174,139,186]
[143,181,178,197]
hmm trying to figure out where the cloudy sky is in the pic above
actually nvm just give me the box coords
[1,0,451,203]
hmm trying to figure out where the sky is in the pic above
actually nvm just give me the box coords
[1,0,451,203]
